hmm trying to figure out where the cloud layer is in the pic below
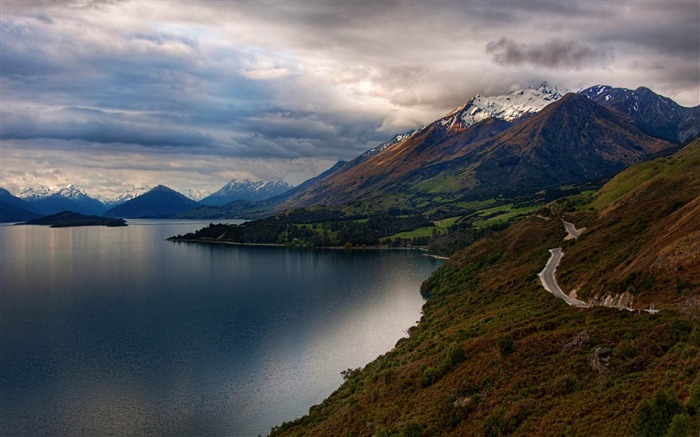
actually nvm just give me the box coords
[1,0,698,198]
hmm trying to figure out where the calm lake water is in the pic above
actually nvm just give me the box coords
[0,220,442,436]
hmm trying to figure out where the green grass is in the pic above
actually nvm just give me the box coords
[434,216,461,228]
[471,204,542,229]
[386,226,442,239]
[590,161,668,209]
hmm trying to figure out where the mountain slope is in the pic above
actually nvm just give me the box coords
[102,186,153,208]
[580,85,700,143]
[276,92,674,213]
[0,189,42,222]
[105,185,200,218]
[19,184,105,215]
[557,136,700,308]
[271,138,700,437]
[201,179,294,205]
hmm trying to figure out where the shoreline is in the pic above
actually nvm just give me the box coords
[167,237,448,256]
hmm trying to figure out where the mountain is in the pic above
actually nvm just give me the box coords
[182,188,211,202]
[0,188,42,222]
[104,185,200,218]
[102,185,153,208]
[19,184,105,215]
[200,179,294,205]
[274,91,674,213]
[271,138,700,437]
[579,85,700,143]
[449,81,566,128]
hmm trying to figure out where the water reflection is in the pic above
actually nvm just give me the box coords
[1,221,441,436]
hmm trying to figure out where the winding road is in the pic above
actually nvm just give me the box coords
[562,219,583,240]
[538,247,588,307]
[539,218,658,312]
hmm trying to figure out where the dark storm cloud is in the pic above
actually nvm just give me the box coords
[1,0,698,197]
[1,107,215,147]
[486,38,613,70]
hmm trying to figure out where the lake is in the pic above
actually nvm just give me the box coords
[0,220,442,436]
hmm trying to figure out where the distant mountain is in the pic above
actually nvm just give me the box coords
[0,188,42,222]
[200,179,294,205]
[105,185,201,218]
[182,188,211,202]
[273,90,673,213]
[579,85,700,143]
[102,185,153,208]
[19,184,105,215]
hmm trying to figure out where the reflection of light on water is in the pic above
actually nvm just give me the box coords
[0,223,441,436]
[50,375,159,435]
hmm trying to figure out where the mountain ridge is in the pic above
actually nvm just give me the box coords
[105,185,200,218]
[272,91,675,213]
[201,179,294,205]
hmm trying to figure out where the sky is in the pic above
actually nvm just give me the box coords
[1,0,699,200]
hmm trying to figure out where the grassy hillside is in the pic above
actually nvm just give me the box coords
[270,139,700,436]
[558,137,700,309]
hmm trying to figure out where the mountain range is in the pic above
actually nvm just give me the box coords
[104,185,201,218]
[200,179,294,205]
[0,178,295,222]
[3,84,697,222]
[269,85,689,215]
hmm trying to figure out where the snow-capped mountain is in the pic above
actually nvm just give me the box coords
[182,188,211,201]
[434,82,567,132]
[20,185,88,200]
[105,185,200,218]
[100,185,153,207]
[272,84,678,212]
[360,130,416,160]
[579,85,699,143]
[19,184,105,215]
[200,179,294,205]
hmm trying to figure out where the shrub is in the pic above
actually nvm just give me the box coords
[665,414,694,437]
[497,335,515,357]
[687,375,700,414]
[402,420,424,437]
[422,367,437,387]
[633,390,683,437]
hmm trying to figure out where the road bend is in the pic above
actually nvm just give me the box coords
[538,248,588,307]
[562,220,582,239]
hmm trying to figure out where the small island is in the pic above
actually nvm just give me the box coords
[21,211,127,227]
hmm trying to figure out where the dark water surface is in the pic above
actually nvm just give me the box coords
[0,220,442,436]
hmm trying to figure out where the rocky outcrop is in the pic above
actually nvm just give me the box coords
[562,331,590,352]
[588,347,611,374]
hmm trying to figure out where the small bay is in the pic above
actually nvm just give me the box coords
[0,220,442,436]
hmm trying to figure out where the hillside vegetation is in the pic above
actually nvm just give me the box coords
[270,138,700,436]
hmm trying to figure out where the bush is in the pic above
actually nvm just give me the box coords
[422,367,437,387]
[665,414,694,437]
[687,375,700,414]
[497,335,515,357]
[402,420,424,437]
[633,390,683,437]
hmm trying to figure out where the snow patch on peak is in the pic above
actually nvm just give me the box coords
[182,188,211,201]
[360,130,416,159]
[454,84,567,128]
[19,184,92,200]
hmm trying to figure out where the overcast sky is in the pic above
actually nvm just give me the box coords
[2,0,698,199]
